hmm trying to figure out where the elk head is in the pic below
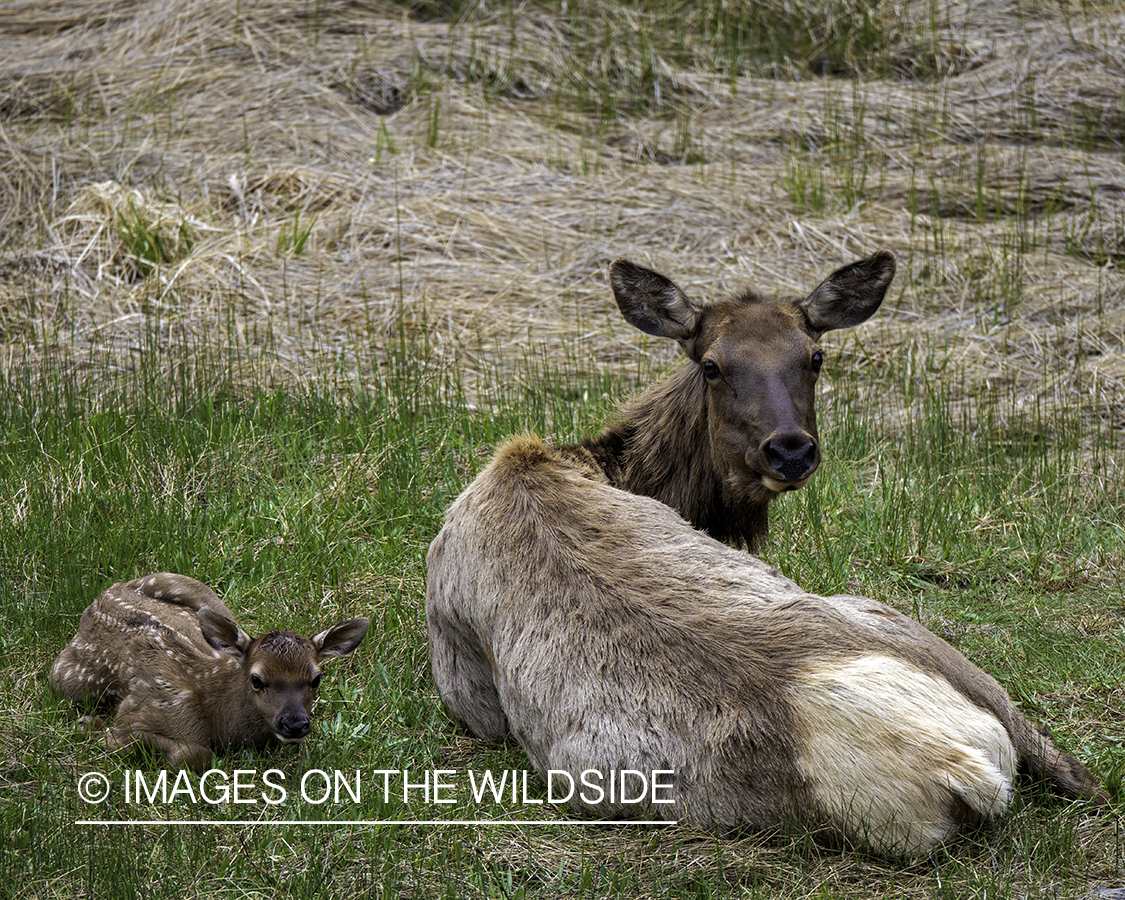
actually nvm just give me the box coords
[198,608,370,744]
[609,251,896,507]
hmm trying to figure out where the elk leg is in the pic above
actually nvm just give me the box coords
[427,614,510,742]
[104,724,213,771]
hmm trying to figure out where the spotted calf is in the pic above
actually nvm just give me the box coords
[51,573,369,770]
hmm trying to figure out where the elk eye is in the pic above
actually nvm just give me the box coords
[811,350,824,372]
[250,674,265,692]
[701,359,722,381]
[309,674,322,691]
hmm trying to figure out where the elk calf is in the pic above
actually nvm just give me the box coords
[564,251,896,549]
[426,437,1107,856]
[51,573,369,770]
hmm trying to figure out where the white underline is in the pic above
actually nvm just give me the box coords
[76,819,678,827]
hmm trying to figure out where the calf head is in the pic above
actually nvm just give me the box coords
[198,608,370,744]
[610,251,895,502]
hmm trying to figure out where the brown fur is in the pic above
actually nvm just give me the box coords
[565,251,897,549]
[426,436,1107,856]
[51,573,369,770]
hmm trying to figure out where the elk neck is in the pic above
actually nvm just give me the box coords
[564,363,771,549]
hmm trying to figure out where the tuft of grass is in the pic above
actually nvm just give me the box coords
[276,209,316,257]
[113,199,195,280]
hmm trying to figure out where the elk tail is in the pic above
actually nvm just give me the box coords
[1020,724,1109,805]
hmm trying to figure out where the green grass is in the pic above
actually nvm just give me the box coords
[1,300,1121,898]
[112,197,195,280]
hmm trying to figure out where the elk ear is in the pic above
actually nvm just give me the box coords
[198,607,253,657]
[800,250,896,335]
[610,259,700,342]
[312,617,370,660]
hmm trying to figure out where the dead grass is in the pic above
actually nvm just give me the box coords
[1,0,1123,434]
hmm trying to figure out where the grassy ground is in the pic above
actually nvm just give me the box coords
[1,0,1123,896]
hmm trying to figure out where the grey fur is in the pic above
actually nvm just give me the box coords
[426,437,1107,856]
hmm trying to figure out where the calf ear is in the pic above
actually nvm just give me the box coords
[610,259,701,342]
[198,607,252,657]
[800,250,896,334]
[313,618,370,660]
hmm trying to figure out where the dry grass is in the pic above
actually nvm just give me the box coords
[1,0,1123,435]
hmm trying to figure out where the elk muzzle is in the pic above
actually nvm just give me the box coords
[758,432,819,490]
[273,704,313,742]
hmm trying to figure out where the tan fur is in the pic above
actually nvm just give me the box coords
[426,436,1107,856]
[51,573,369,770]
[570,251,896,549]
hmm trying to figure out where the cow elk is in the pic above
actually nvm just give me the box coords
[562,250,897,549]
[51,573,370,770]
[426,436,1108,857]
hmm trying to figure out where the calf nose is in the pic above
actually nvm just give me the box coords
[761,433,819,483]
[275,711,312,741]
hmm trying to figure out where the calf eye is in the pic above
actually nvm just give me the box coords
[309,674,322,691]
[701,359,722,381]
[811,351,824,372]
[251,674,265,691]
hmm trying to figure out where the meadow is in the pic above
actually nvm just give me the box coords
[1,0,1123,896]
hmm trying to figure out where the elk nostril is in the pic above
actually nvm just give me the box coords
[762,434,818,482]
[276,713,311,740]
